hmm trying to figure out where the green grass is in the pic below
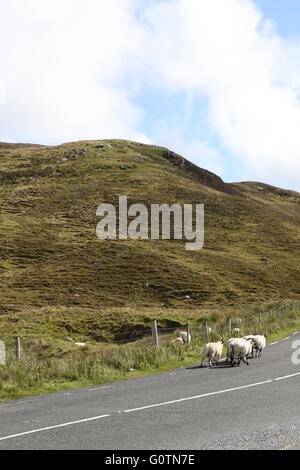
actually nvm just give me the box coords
[1,306,299,403]
[267,321,300,343]
[1,139,300,325]
[0,139,300,402]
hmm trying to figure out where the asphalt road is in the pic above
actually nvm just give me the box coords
[0,332,300,450]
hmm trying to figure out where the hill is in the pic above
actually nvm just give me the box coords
[1,139,300,339]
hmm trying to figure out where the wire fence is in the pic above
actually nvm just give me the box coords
[1,300,300,366]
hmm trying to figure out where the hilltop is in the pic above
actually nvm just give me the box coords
[1,139,300,339]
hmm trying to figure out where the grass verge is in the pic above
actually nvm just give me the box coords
[1,311,300,403]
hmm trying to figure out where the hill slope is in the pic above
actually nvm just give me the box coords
[1,140,300,336]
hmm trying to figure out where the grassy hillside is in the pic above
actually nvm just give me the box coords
[1,139,300,341]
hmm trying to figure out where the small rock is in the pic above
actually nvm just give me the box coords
[75,342,86,347]
[106,144,112,149]
[57,157,68,164]
[120,165,128,170]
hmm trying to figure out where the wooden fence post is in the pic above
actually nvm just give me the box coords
[0,341,6,366]
[187,323,191,348]
[269,309,272,322]
[258,312,262,327]
[205,322,209,342]
[152,321,159,348]
[228,318,232,335]
[15,336,21,361]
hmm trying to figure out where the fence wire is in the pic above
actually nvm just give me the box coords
[1,300,300,363]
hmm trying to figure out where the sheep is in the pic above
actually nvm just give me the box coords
[201,341,223,368]
[180,331,191,344]
[243,335,255,358]
[226,337,238,362]
[252,335,266,358]
[232,328,241,335]
[171,337,184,345]
[227,338,254,366]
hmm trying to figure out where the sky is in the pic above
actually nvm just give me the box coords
[1,0,300,191]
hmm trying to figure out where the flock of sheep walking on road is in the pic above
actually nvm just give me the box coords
[170,330,267,368]
[201,334,267,368]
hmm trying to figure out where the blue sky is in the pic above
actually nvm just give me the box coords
[1,0,300,191]
[256,0,300,37]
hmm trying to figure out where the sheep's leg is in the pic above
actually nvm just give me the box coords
[212,354,219,366]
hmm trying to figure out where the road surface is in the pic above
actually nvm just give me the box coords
[0,332,300,450]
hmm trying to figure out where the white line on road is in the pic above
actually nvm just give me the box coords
[124,372,300,413]
[274,372,300,381]
[0,371,300,442]
[123,380,273,413]
[0,414,110,442]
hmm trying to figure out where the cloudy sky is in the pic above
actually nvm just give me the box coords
[1,0,300,191]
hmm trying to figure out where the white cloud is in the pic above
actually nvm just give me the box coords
[0,0,148,144]
[1,0,300,190]
[141,0,300,190]
[0,81,6,105]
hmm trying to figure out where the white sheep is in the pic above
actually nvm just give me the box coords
[252,335,266,358]
[226,337,238,362]
[180,331,191,344]
[201,341,223,368]
[243,335,255,357]
[228,338,253,366]
[232,328,241,335]
[171,337,184,345]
